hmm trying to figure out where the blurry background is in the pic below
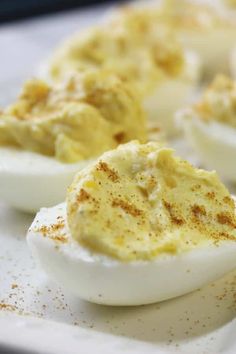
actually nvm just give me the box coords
[0,0,122,23]
[0,0,126,106]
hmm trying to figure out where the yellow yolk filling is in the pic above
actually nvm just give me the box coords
[193,75,236,128]
[67,141,236,261]
[0,71,146,163]
[49,7,184,97]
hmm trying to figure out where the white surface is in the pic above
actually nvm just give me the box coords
[0,1,236,353]
[0,147,93,212]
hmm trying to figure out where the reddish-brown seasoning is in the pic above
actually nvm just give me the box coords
[97,161,119,182]
[0,303,16,311]
[37,221,68,244]
[76,188,91,203]
[113,131,125,143]
[163,200,185,226]
[191,204,207,218]
[11,284,18,290]
[217,213,236,228]
[206,191,215,200]
[112,198,143,217]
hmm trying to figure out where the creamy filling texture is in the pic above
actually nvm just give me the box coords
[192,75,236,129]
[67,141,236,261]
[0,72,146,163]
[49,7,185,97]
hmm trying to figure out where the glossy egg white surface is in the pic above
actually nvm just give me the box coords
[27,202,236,306]
[180,27,236,79]
[180,112,236,181]
[0,148,93,213]
[144,51,201,136]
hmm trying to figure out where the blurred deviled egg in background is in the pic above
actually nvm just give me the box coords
[159,0,236,80]
[222,0,236,10]
[27,141,236,306]
[0,71,146,212]
[230,46,236,78]
[179,75,236,182]
[43,6,201,136]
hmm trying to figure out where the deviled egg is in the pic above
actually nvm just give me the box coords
[179,75,236,181]
[44,6,201,135]
[27,141,236,306]
[0,71,146,212]
[159,0,236,80]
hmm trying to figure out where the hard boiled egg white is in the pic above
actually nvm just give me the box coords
[27,202,236,306]
[180,113,236,181]
[143,51,201,135]
[180,23,236,80]
[179,75,236,182]
[27,204,236,305]
[0,147,92,213]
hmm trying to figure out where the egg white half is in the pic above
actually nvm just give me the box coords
[180,26,236,80]
[180,112,236,181]
[0,147,93,213]
[27,202,236,306]
[140,51,201,136]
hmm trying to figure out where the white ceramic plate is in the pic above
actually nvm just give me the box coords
[0,1,236,353]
